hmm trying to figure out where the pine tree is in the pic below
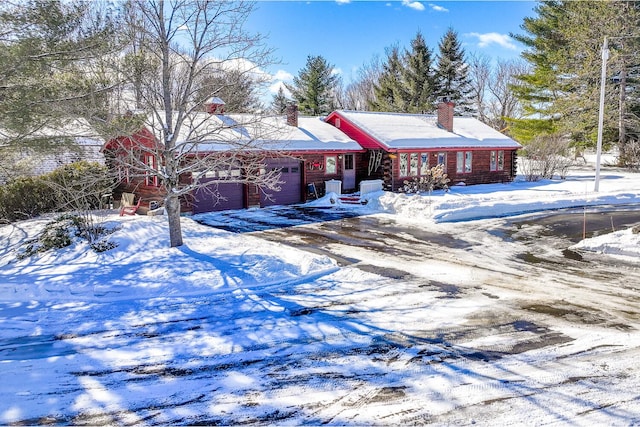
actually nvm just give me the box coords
[198,68,264,113]
[286,55,339,115]
[435,28,472,113]
[0,0,117,142]
[370,45,408,112]
[507,1,566,142]
[510,0,640,163]
[403,32,437,113]
[271,86,289,114]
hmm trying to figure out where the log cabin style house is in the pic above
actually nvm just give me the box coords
[102,103,365,214]
[103,100,521,214]
[324,101,521,192]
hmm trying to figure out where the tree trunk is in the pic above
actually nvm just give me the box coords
[618,68,627,165]
[166,195,183,247]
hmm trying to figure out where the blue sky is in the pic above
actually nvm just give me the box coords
[244,0,536,96]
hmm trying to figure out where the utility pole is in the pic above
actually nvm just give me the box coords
[594,36,609,192]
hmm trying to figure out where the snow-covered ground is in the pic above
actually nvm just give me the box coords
[1,158,639,425]
[571,226,640,261]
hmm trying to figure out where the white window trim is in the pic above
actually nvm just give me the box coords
[409,153,419,176]
[420,153,429,175]
[399,153,409,177]
[437,152,447,170]
[464,151,472,173]
[325,155,337,175]
[457,151,472,174]
[145,155,158,186]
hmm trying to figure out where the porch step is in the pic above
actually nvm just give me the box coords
[339,196,366,205]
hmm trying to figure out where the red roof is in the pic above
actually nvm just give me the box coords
[103,127,160,151]
[325,111,383,150]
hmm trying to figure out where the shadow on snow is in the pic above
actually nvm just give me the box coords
[1,243,637,425]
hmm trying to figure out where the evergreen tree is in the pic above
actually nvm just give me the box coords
[286,55,339,115]
[403,32,437,113]
[371,31,465,114]
[510,0,640,165]
[0,0,118,143]
[198,68,264,113]
[271,86,289,114]
[508,1,565,142]
[370,45,408,112]
[435,28,472,113]
[0,0,118,183]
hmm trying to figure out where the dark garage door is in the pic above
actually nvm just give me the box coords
[261,159,302,207]
[192,178,244,214]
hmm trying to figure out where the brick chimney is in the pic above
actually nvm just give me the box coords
[206,97,225,114]
[286,103,298,127]
[437,98,454,132]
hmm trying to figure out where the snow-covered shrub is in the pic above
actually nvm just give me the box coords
[520,135,575,181]
[17,216,74,258]
[17,214,119,258]
[91,240,118,253]
[402,164,450,193]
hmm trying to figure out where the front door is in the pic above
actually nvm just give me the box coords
[343,154,356,191]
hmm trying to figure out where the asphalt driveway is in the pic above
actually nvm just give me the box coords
[193,205,364,233]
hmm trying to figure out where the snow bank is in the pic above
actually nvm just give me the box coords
[303,192,342,207]
[571,227,640,260]
[368,170,640,225]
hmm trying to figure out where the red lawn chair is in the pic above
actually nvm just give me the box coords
[119,193,141,216]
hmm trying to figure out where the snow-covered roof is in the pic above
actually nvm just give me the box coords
[209,97,225,105]
[280,116,361,151]
[336,110,521,150]
[145,113,361,153]
[0,118,104,146]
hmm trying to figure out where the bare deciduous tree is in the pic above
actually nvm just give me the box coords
[486,59,528,133]
[467,53,527,135]
[109,0,280,247]
[467,53,492,123]
[342,55,383,111]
